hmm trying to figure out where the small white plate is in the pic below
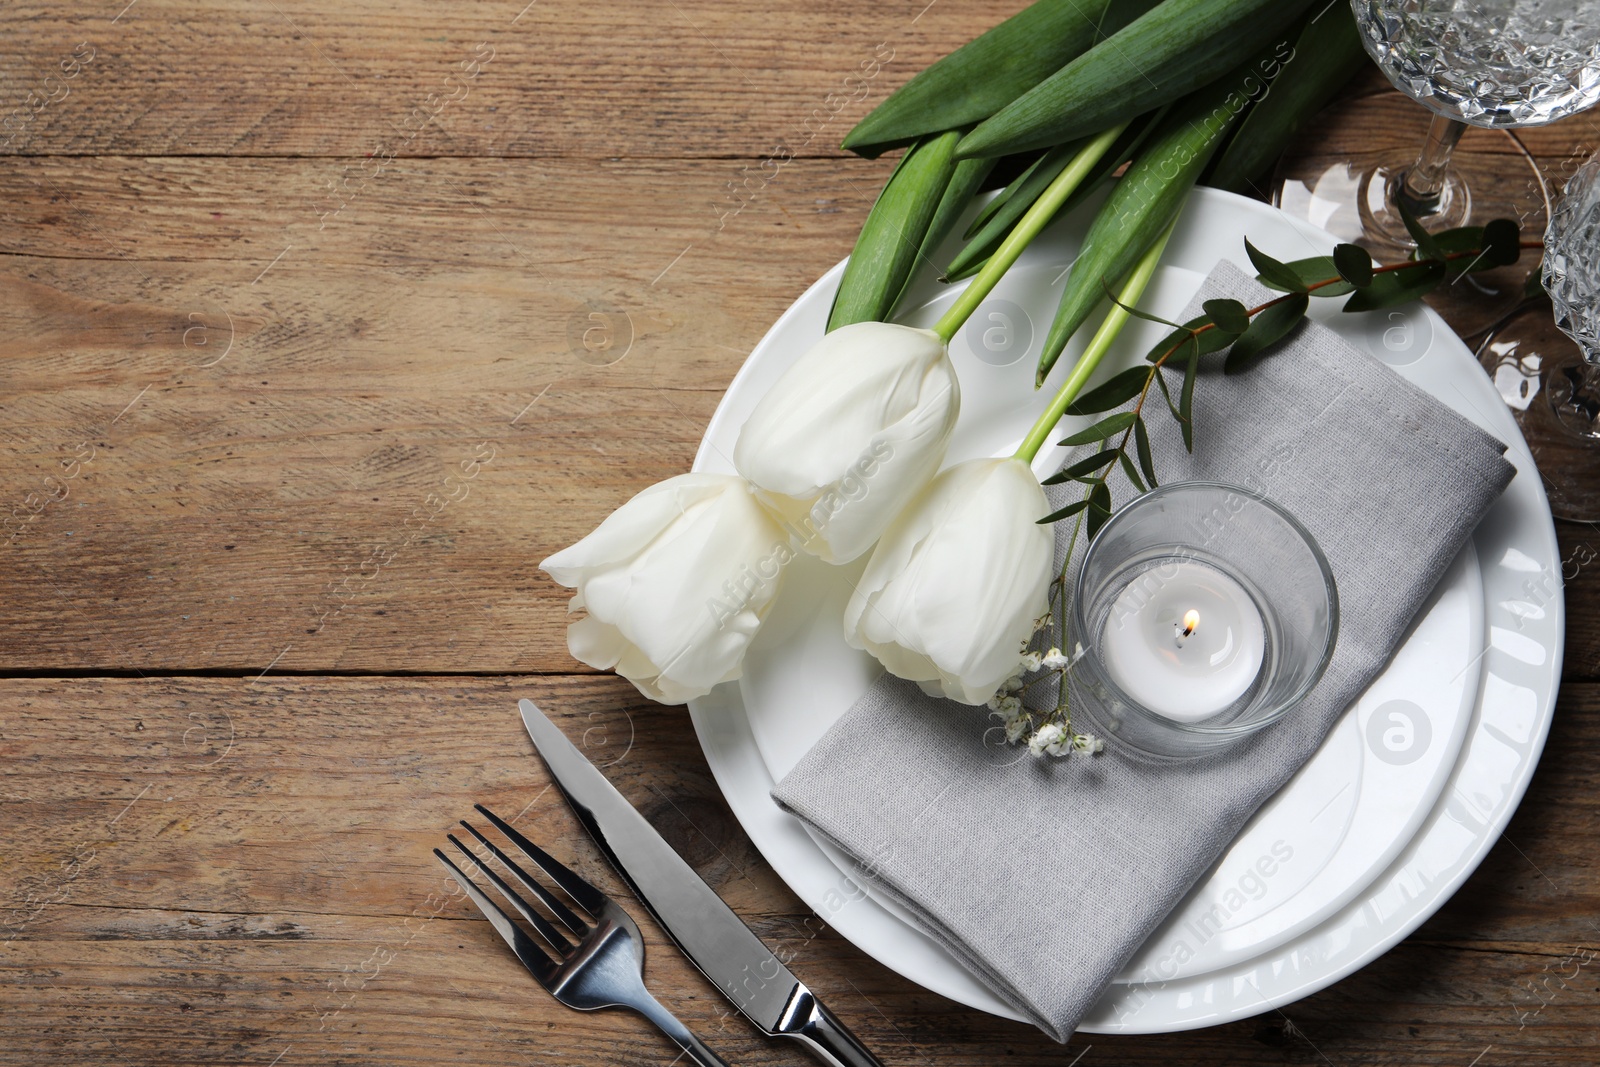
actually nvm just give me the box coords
[689,187,1562,1032]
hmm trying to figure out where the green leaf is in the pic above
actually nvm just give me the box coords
[948,143,1080,279]
[1085,481,1113,540]
[1153,365,1182,421]
[1429,225,1485,257]
[1481,218,1522,268]
[1341,260,1447,312]
[1134,415,1157,488]
[843,0,1162,157]
[891,155,997,312]
[1397,201,1444,261]
[1145,315,1238,363]
[1058,410,1138,446]
[1203,298,1250,335]
[964,151,1048,238]
[1111,295,1184,330]
[828,131,963,330]
[1043,449,1118,484]
[956,0,1317,158]
[1247,239,1309,294]
[1333,243,1373,287]
[1065,367,1151,415]
[1146,326,1197,366]
[1037,496,1092,524]
[1268,255,1354,297]
[1118,449,1147,492]
[1207,2,1366,195]
[1037,77,1251,380]
[1225,293,1308,373]
[1179,346,1198,452]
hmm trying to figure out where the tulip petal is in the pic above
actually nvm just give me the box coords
[845,458,1052,705]
[541,472,793,705]
[735,321,959,564]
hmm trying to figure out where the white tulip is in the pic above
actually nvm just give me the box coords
[844,457,1054,706]
[541,473,792,704]
[734,321,959,565]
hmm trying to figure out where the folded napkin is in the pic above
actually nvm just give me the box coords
[772,261,1516,1040]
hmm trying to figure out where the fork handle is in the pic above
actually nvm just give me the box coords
[632,991,732,1067]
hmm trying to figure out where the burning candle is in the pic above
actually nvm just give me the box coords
[1099,560,1266,722]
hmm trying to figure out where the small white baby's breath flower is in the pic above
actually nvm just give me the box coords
[1032,612,1053,633]
[1027,723,1065,757]
[1074,733,1105,755]
[1019,651,1043,672]
[1041,647,1069,670]
[1005,715,1030,743]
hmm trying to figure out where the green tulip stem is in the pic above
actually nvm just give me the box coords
[1013,218,1177,465]
[931,122,1128,345]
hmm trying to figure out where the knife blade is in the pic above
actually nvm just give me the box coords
[519,699,884,1067]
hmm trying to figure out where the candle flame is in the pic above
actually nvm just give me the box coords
[1181,609,1200,638]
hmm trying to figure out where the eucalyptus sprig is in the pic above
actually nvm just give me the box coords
[1040,210,1530,533]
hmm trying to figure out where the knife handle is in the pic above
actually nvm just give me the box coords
[776,983,885,1067]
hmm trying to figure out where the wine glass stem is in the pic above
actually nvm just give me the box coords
[1398,114,1468,216]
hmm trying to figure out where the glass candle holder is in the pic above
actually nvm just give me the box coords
[1068,482,1339,759]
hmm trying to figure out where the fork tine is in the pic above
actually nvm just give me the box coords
[432,848,557,982]
[460,819,590,937]
[475,804,608,915]
[446,834,575,955]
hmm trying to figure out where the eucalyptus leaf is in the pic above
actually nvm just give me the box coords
[1086,481,1113,539]
[1341,260,1447,312]
[1064,367,1151,415]
[1134,415,1158,487]
[1037,497,1092,524]
[1044,449,1119,484]
[1269,255,1354,297]
[1482,218,1522,267]
[1119,449,1147,493]
[1225,293,1308,372]
[1246,239,1309,294]
[1397,202,1444,261]
[1180,345,1198,452]
[1333,243,1373,287]
[1153,365,1182,421]
[1203,298,1250,335]
[1058,410,1138,446]
[1145,315,1238,363]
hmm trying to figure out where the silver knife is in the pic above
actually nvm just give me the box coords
[519,699,885,1067]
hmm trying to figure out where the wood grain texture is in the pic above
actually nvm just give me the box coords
[1,677,1597,1065]
[2,1,1598,1064]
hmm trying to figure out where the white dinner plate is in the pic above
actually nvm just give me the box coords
[688,186,1563,1032]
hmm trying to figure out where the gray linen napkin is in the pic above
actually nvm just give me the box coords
[771,261,1516,1040]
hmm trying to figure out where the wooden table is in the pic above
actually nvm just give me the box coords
[3,3,1597,1064]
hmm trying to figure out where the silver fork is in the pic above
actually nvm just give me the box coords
[435,804,731,1067]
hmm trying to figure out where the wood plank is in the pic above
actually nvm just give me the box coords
[2,151,1596,678]
[0,152,893,673]
[2,675,1597,1064]
[0,0,1003,161]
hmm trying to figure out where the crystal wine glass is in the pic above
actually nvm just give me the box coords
[1478,150,1600,519]
[1276,1,1600,334]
